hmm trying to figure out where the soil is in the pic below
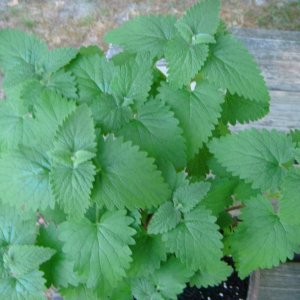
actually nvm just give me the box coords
[178,258,249,300]
[0,0,299,49]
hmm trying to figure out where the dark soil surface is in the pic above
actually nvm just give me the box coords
[178,258,249,300]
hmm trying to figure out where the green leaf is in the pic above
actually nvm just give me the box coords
[132,257,192,300]
[178,0,220,37]
[50,161,96,216]
[59,210,136,287]
[280,168,300,225]
[43,47,78,73]
[192,33,216,45]
[60,284,99,300]
[90,94,132,133]
[96,136,170,210]
[202,178,237,216]
[209,129,295,191]
[78,45,104,57]
[50,105,96,216]
[203,34,269,103]
[0,97,32,150]
[110,53,153,104]
[0,29,78,99]
[45,70,77,99]
[0,204,36,247]
[0,270,47,300]
[173,181,211,213]
[222,93,269,125]
[0,147,54,211]
[37,224,78,288]
[230,196,300,278]
[118,98,186,168]
[0,29,47,72]
[24,90,76,150]
[105,15,177,57]
[3,245,55,277]
[163,206,223,271]
[158,81,224,159]
[129,234,167,277]
[165,36,209,87]
[148,202,181,235]
[233,180,260,202]
[191,260,232,288]
[289,130,300,148]
[72,55,115,102]
[2,61,36,88]
[187,146,211,179]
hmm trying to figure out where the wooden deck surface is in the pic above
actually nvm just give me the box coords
[232,28,300,131]
[252,263,300,300]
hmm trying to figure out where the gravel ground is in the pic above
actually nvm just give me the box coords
[0,0,299,48]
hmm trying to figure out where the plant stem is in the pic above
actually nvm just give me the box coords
[226,204,245,212]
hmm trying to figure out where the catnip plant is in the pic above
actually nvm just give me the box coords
[0,0,299,299]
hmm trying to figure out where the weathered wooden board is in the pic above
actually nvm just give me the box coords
[257,263,300,300]
[231,28,300,131]
[232,28,300,93]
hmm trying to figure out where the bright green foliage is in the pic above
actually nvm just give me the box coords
[129,234,167,277]
[3,245,55,277]
[96,136,170,210]
[50,105,96,216]
[202,178,237,216]
[222,93,269,125]
[209,129,295,191]
[0,29,77,98]
[105,15,177,57]
[71,54,115,102]
[60,285,99,300]
[110,54,153,104]
[90,94,132,133]
[37,224,78,288]
[0,29,47,72]
[0,147,54,211]
[173,181,210,213]
[177,0,221,38]
[203,34,269,103]
[158,80,224,159]
[0,271,47,300]
[166,0,221,86]
[280,169,300,225]
[163,206,224,272]
[191,260,232,288]
[0,205,54,300]
[289,129,300,147]
[165,37,209,87]
[0,0,298,299]
[0,205,36,247]
[231,196,300,278]
[132,257,193,300]
[149,174,210,234]
[25,90,76,149]
[148,201,182,234]
[0,97,31,150]
[59,210,135,287]
[118,98,186,168]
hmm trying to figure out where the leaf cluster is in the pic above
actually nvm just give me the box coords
[0,0,299,299]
